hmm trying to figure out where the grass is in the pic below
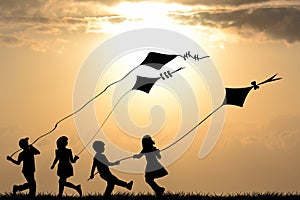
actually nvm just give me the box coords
[0,192,300,199]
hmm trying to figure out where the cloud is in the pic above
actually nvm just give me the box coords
[168,0,272,6]
[73,0,119,6]
[0,0,299,52]
[73,0,272,6]
[0,34,53,52]
[230,114,300,150]
[172,6,300,43]
[0,0,127,51]
[0,15,125,51]
[0,34,23,45]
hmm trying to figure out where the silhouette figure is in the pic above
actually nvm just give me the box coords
[89,141,133,196]
[51,136,82,197]
[6,137,40,196]
[133,135,168,196]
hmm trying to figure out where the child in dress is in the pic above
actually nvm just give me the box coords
[89,141,133,196]
[7,137,40,196]
[133,135,168,196]
[51,136,82,197]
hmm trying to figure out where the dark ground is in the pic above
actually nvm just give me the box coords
[1,192,300,200]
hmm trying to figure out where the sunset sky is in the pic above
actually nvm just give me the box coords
[1,0,300,195]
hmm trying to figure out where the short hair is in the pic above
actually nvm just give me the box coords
[93,141,105,152]
[19,137,29,149]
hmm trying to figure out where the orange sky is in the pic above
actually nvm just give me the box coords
[1,0,300,195]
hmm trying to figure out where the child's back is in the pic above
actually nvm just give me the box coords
[55,148,73,177]
[90,141,133,196]
[93,153,112,179]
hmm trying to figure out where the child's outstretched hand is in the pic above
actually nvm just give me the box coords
[133,154,141,159]
[74,155,79,161]
[114,160,120,165]
[89,174,94,180]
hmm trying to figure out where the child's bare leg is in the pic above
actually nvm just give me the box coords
[145,175,164,195]
[58,177,66,197]
[65,181,82,196]
[104,182,114,196]
[109,175,133,190]
[24,173,36,196]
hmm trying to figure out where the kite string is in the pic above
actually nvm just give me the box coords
[76,89,132,156]
[161,103,223,152]
[10,66,140,157]
[115,103,224,163]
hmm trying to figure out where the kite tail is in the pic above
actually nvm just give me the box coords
[178,51,210,61]
[9,66,140,158]
[159,66,185,80]
[76,90,132,156]
[250,74,282,90]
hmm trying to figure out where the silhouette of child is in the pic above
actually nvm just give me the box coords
[51,136,82,197]
[89,141,133,196]
[133,135,168,196]
[7,137,40,196]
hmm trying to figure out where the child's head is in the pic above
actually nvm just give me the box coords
[56,136,68,149]
[19,137,29,149]
[142,135,155,149]
[93,141,105,153]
